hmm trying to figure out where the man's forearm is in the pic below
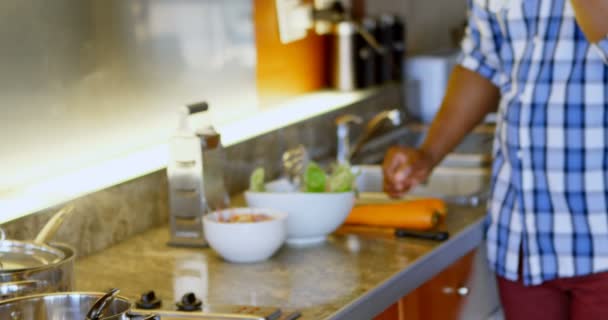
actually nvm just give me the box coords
[571,0,608,43]
[420,66,500,167]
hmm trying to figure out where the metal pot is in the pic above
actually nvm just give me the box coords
[0,242,75,299]
[0,292,156,320]
[0,206,76,298]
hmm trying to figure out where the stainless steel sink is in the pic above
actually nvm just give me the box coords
[350,124,494,168]
[354,165,491,205]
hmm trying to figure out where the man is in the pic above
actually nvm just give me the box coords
[383,0,608,319]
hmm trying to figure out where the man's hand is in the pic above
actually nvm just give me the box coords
[571,0,608,43]
[381,66,500,199]
[382,146,435,198]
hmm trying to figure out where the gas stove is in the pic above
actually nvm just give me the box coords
[129,291,301,320]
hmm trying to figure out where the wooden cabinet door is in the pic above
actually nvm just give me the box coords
[374,250,476,320]
[374,302,400,320]
[402,250,476,320]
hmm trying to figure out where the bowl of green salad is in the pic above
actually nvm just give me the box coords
[244,162,357,246]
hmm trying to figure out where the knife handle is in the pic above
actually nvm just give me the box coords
[394,229,449,241]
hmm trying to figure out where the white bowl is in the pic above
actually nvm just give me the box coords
[203,208,288,263]
[245,180,355,246]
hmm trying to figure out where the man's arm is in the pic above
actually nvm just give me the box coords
[383,0,503,196]
[570,0,608,43]
[383,67,500,196]
[420,66,500,168]
[571,0,608,63]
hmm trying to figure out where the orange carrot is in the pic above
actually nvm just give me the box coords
[344,199,446,231]
[410,198,447,217]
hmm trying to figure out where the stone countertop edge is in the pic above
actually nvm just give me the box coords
[329,217,485,320]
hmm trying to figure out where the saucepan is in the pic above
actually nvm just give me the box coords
[0,206,77,299]
[0,290,157,320]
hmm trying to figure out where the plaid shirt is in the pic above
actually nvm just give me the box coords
[460,0,608,285]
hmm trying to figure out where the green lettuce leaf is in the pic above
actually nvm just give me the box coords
[328,164,357,192]
[304,162,327,193]
[249,167,266,192]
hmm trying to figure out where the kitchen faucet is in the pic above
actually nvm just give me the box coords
[335,109,402,164]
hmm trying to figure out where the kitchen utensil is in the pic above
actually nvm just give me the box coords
[0,205,74,272]
[0,291,157,320]
[0,206,76,299]
[394,229,449,241]
[87,288,121,320]
[245,181,355,246]
[0,242,75,299]
[281,145,309,189]
[0,280,41,298]
[34,205,74,244]
[336,225,449,241]
[0,240,65,272]
[203,208,287,263]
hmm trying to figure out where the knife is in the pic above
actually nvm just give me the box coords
[394,229,449,241]
[336,225,449,241]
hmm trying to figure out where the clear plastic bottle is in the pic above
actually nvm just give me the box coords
[167,102,209,247]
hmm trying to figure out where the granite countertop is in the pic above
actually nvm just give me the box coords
[75,203,486,320]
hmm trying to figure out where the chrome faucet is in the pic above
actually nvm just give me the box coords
[335,109,402,164]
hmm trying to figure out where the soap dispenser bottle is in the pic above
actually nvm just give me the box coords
[167,102,209,247]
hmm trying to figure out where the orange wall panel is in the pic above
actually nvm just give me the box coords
[254,0,328,106]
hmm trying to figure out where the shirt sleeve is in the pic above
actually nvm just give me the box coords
[591,36,608,64]
[459,0,505,88]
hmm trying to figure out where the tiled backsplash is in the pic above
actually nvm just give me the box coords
[2,84,402,258]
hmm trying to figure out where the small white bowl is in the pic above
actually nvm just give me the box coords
[245,180,355,246]
[203,208,288,263]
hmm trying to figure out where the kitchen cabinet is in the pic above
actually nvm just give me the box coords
[374,303,400,320]
[254,0,327,105]
[375,250,476,320]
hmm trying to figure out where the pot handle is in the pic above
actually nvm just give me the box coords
[126,312,159,320]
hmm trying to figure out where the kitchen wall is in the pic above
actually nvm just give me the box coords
[1,0,340,223]
[0,0,256,206]
[366,0,468,54]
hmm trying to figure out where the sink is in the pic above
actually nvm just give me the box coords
[354,165,491,204]
[350,124,494,168]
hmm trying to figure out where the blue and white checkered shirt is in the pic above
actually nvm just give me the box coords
[460,0,608,285]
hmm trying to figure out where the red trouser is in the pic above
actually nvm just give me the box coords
[497,270,608,320]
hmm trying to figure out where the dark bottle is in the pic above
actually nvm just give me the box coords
[374,14,395,84]
[391,16,406,81]
[355,17,378,88]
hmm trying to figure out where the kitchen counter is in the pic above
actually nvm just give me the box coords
[75,202,486,320]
